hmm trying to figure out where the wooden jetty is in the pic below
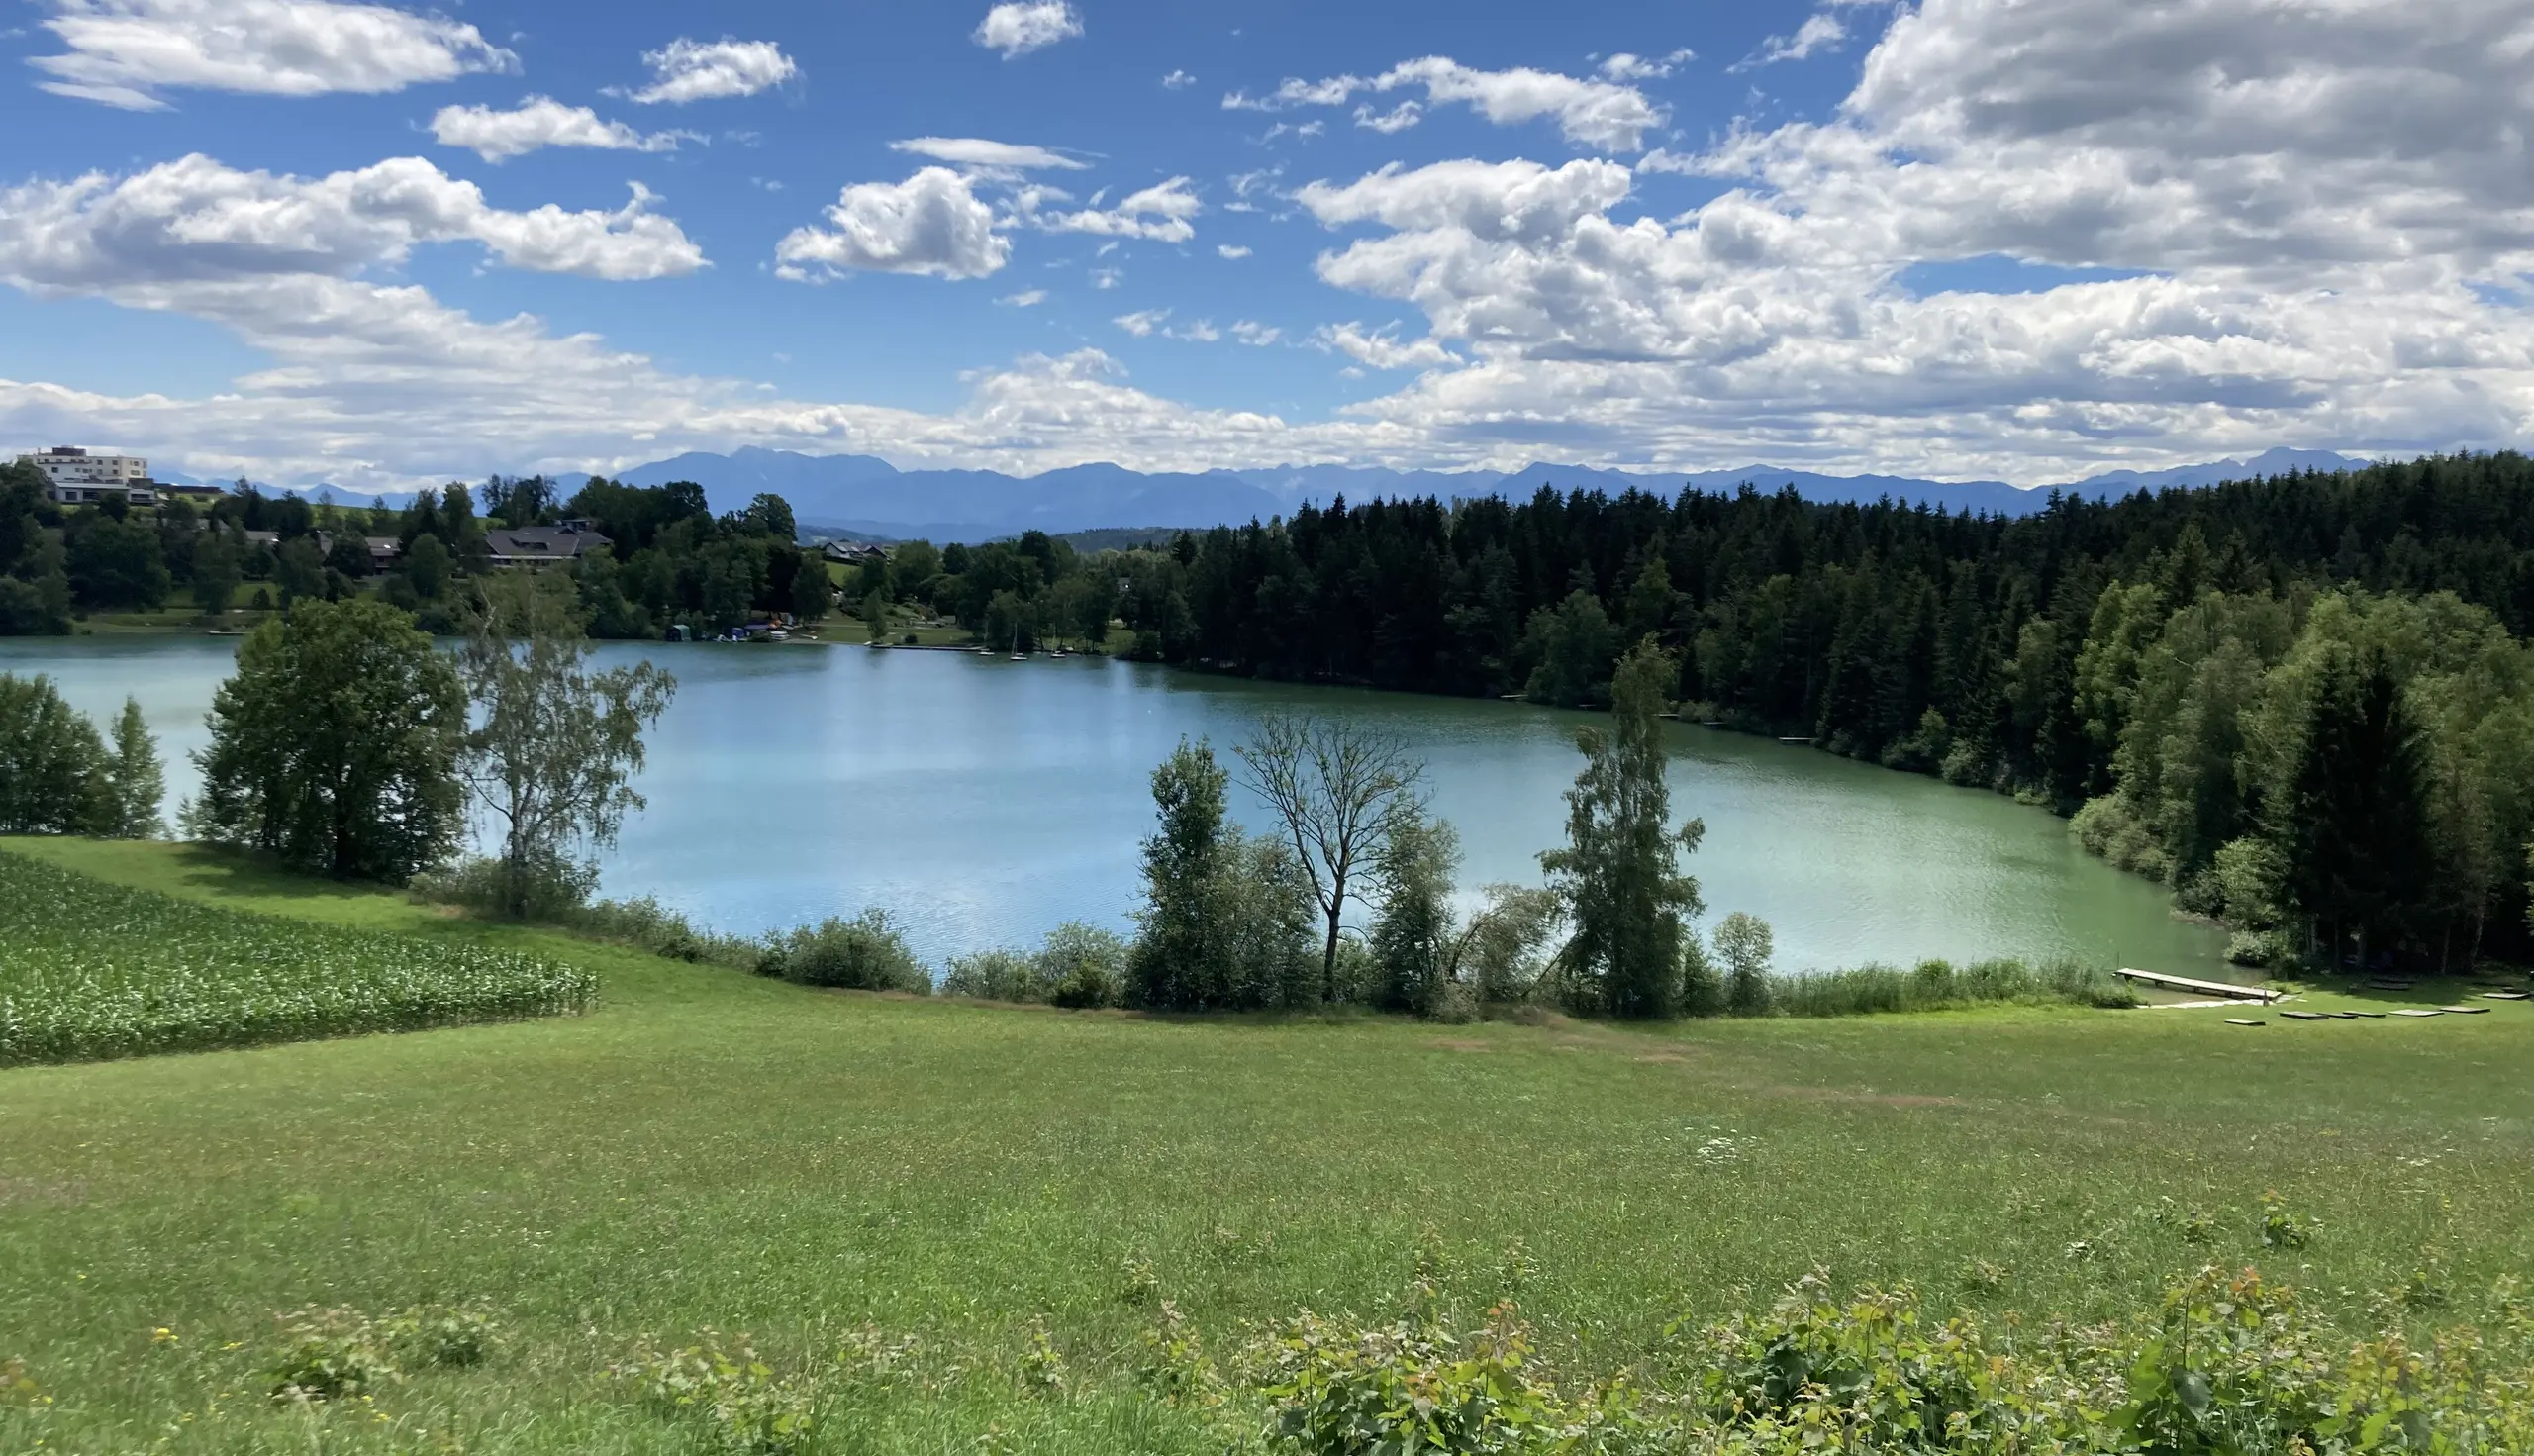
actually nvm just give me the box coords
[2114,967,2282,1003]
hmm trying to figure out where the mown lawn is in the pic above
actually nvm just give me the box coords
[2,836,2531,1453]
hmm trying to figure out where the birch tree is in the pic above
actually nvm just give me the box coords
[1236,713,1426,1003]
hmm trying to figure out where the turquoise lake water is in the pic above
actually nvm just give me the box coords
[0,636,2228,976]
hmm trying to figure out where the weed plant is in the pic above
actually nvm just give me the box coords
[0,850,593,1065]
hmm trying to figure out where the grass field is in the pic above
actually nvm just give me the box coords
[3,837,2531,1453]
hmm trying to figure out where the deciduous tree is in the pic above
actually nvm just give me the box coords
[0,674,109,833]
[1236,713,1426,1002]
[188,598,467,881]
[456,574,675,918]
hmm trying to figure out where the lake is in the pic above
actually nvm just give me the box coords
[0,636,2229,977]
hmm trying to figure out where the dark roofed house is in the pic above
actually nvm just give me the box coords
[821,540,887,566]
[487,524,612,568]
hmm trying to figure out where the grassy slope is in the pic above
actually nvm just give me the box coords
[3,837,2532,1453]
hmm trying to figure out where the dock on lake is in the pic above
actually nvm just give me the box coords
[2116,967,2282,1003]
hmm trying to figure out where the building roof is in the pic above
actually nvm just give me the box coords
[486,525,612,563]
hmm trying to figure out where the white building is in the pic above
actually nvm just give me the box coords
[19,446,156,507]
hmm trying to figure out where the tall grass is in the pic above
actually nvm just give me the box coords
[1761,957,2139,1017]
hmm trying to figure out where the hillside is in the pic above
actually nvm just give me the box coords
[2,836,2530,1453]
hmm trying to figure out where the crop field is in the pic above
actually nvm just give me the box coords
[3,837,2533,1453]
[0,849,594,1066]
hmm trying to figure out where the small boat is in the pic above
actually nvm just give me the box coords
[1010,652,1026,660]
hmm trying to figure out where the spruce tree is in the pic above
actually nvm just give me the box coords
[102,698,163,839]
[2272,650,2433,970]
[1540,639,1706,1018]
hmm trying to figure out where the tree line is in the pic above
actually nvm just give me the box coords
[15,448,2530,972]
[1035,454,2534,973]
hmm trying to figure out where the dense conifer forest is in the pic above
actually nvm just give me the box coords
[1097,454,2534,971]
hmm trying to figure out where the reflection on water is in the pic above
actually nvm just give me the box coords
[0,636,2227,975]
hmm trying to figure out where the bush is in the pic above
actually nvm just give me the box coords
[407,867,759,968]
[1037,921,1126,1009]
[942,949,1038,1002]
[1247,1265,2534,1454]
[757,910,930,993]
[2073,792,2174,882]
[616,1334,816,1456]
[266,1304,501,1404]
[941,922,1128,1008]
[1260,1305,1603,1455]
[410,854,596,924]
[571,896,758,968]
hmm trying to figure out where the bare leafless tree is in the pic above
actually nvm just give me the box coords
[1235,713,1426,1001]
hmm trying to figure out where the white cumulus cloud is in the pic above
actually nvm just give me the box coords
[33,0,513,110]
[775,167,1009,281]
[1218,244,1251,259]
[890,137,1085,173]
[973,1,1082,59]
[1352,101,1421,134]
[1599,49,1692,81]
[431,98,690,163]
[1015,176,1202,243]
[8,0,2534,498]
[626,37,797,104]
[0,153,705,285]
[1315,322,1462,371]
[1734,14,1847,71]
[1223,55,1663,151]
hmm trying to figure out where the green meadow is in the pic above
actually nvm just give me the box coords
[3,836,2532,1453]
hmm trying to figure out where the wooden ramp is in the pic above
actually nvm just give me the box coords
[2116,967,2282,1003]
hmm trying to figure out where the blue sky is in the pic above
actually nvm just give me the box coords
[0,0,2525,489]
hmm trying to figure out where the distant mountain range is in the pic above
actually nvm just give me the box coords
[206,446,2378,543]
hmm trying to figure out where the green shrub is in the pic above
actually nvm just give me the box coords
[2261,1189,2317,1250]
[756,910,930,993]
[939,922,1128,1008]
[571,895,757,967]
[268,1309,394,1404]
[617,1334,817,1456]
[0,851,596,1067]
[410,853,596,924]
[1247,1266,2534,1454]
[942,949,1038,1002]
[265,1303,499,1404]
[1039,922,1126,1009]
[1260,1304,1606,1455]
